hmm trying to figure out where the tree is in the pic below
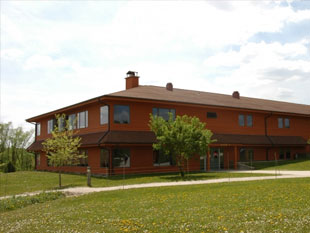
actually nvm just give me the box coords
[149,113,214,177]
[42,114,84,188]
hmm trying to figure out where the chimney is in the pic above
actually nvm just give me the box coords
[125,71,139,90]
[166,82,173,91]
[232,91,240,99]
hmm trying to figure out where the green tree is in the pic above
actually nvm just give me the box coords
[149,114,214,177]
[42,114,84,187]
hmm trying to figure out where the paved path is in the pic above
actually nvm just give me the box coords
[2,170,310,200]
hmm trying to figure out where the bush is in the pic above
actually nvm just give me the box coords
[4,161,16,173]
[0,192,65,212]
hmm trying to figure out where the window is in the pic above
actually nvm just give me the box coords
[100,106,109,125]
[239,114,253,127]
[152,107,176,121]
[100,148,109,168]
[68,114,77,130]
[284,118,290,128]
[47,119,56,134]
[280,149,291,160]
[77,111,88,128]
[112,148,130,168]
[36,153,40,166]
[58,116,66,131]
[278,118,290,129]
[77,149,88,166]
[36,123,41,136]
[238,115,245,126]
[153,150,175,166]
[247,115,253,127]
[207,112,217,118]
[278,118,283,128]
[240,148,254,162]
[114,105,130,124]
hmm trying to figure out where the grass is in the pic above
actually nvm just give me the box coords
[248,159,310,171]
[0,192,65,212]
[0,170,272,197]
[1,178,310,232]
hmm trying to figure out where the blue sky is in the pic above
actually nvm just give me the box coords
[1,1,310,130]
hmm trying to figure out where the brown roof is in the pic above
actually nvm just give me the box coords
[108,85,310,116]
[27,131,306,152]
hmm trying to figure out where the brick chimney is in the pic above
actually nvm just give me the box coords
[125,71,139,90]
[232,91,240,99]
[166,82,173,91]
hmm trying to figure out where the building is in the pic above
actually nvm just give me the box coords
[27,71,310,175]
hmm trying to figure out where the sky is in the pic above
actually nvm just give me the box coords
[1,0,310,131]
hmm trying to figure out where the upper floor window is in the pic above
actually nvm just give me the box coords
[68,114,77,130]
[47,119,56,134]
[36,123,41,136]
[152,107,176,121]
[238,115,245,126]
[77,111,88,129]
[58,116,66,131]
[284,118,290,128]
[112,148,130,168]
[278,118,289,128]
[114,105,130,124]
[100,105,109,125]
[207,112,217,119]
[239,114,252,127]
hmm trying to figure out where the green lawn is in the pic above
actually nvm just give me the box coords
[249,159,310,170]
[0,171,272,197]
[1,178,310,232]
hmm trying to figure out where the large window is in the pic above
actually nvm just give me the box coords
[68,114,77,130]
[47,119,56,134]
[153,150,175,166]
[278,118,290,129]
[36,123,41,136]
[114,105,130,124]
[77,111,88,128]
[100,148,109,168]
[239,114,252,127]
[58,116,66,131]
[112,148,130,168]
[240,148,254,162]
[152,107,176,121]
[100,106,109,125]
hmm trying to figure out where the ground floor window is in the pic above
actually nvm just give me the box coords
[100,148,109,168]
[153,150,175,166]
[280,149,291,160]
[36,153,40,167]
[240,148,254,162]
[76,149,88,166]
[112,148,130,168]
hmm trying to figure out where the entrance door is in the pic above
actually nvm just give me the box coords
[210,148,224,170]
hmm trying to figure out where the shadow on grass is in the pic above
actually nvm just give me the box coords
[249,159,308,170]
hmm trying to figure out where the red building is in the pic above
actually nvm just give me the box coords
[27,71,310,175]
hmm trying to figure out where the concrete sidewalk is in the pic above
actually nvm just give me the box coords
[2,170,310,200]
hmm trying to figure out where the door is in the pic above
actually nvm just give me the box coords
[210,148,224,170]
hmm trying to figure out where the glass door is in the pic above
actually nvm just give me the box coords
[210,148,224,170]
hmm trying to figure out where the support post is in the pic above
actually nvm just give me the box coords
[87,166,91,187]
[207,149,210,171]
[234,146,238,170]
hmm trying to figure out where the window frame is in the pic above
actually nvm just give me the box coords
[278,118,283,128]
[207,112,217,119]
[100,105,109,125]
[100,148,109,168]
[47,119,55,134]
[284,118,290,128]
[246,115,253,127]
[68,114,77,130]
[36,123,41,136]
[77,111,88,129]
[114,105,130,124]
[152,107,176,121]
[153,150,175,167]
[238,114,245,126]
[112,148,130,168]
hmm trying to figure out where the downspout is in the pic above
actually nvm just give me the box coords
[264,112,273,161]
[97,98,111,176]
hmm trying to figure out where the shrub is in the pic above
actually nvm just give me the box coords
[4,161,16,173]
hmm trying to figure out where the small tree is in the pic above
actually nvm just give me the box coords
[149,114,214,177]
[42,114,84,188]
